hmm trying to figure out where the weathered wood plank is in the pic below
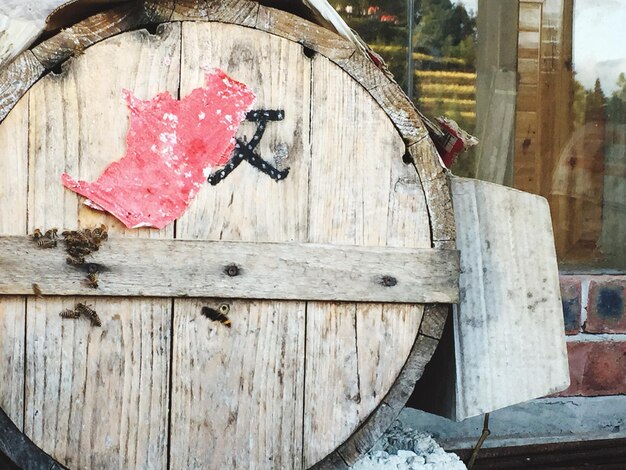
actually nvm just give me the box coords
[170,22,309,469]
[0,1,129,69]
[0,95,29,431]
[0,237,459,303]
[407,139,456,248]
[22,24,181,468]
[418,303,449,340]
[304,53,431,467]
[170,0,259,26]
[0,407,64,470]
[171,299,305,469]
[24,297,171,469]
[0,51,45,124]
[0,0,65,68]
[447,177,569,420]
[30,3,149,70]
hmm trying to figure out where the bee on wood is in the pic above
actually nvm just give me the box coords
[66,255,85,266]
[83,272,99,289]
[88,239,101,251]
[62,230,87,244]
[59,308,80,319]
[68,245,91,257]
[75,303,101,327]
[31,227,58,248]
[31,283,43,298]
[201,304,232,328]
[92,224,108,241]
[37,237,57,248]
[44,228,58,240]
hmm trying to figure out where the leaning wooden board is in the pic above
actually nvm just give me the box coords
[0,2,456,469]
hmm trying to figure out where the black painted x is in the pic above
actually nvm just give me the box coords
[207,109,290,185]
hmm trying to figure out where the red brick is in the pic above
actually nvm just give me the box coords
[585,278,626,333]
[557,341,626,396]
[560,277,581,335]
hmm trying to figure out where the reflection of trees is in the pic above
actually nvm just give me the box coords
[330,0,477,127]
[553,74,626,266]
[607,73,626,123]
[414,0,475,60]
[602,73,626,265]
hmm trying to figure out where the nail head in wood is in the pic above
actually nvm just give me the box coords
[402,151,414,165]
[380,275,398,287]
[225,264,240,277]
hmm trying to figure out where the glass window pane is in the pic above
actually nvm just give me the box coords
[512,0,625,269]
[330,1,410,90]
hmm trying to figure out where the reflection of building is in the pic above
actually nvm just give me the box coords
[510,0,626,267]
[550,121,605,262]
[513,0,578,261]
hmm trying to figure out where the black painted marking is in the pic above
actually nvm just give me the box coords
[208,109,289,185]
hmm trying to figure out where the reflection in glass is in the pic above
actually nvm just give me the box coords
[327,0,624,269]
[550,0,626,267]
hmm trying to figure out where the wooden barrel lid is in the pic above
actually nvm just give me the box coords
[0,1,456,468]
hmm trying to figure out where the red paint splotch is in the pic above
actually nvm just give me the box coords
[62,69,256,229]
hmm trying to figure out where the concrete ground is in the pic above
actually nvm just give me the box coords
[399,395,626,450]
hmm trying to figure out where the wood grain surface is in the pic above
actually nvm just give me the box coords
[169,22,310,469]
[448,177,569,421]
[0,237,459,303]
[0,2,457,467]
[20,23,181,468]
[303,53,431,467]
[0,96,29,431]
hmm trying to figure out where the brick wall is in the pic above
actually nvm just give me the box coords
[558,275,626,396]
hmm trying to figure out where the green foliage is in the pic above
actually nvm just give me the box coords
[572,78,587,128]
[332,0,478,143]
[573,74,626,125]
[607,73,626,123]
[414,0,476,60]
[585,78,607,122]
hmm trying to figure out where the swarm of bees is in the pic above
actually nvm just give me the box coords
[59,302,101,327]
[62,225,108,288]
[30,228,58,248]
[62,225,108,265]
[29,224,108,289]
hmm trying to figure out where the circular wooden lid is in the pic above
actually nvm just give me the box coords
[0,2,455,468]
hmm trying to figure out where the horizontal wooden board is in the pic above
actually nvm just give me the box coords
[0,237,459,303]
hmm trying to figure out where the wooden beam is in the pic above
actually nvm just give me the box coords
[0,237,459,303]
